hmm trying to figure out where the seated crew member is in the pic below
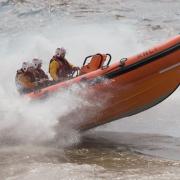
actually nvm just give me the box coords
[32,58,49,82]
[49,47,79,81]
[15,62,38,94]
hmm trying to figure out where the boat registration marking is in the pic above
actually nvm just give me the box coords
[159,62,180,74]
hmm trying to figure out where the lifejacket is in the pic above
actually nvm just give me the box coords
[15,69,36,94]
[26,71,36,82]
[16,69,35,83]
[15,69,24,92]
[49,56,73,79]
[35,68,48,80]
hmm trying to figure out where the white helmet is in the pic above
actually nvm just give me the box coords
[22,62,29,72]
[55,47,66,57]
[32,58,42,68]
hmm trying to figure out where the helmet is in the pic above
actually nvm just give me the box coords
[22,62,29,72]
[32,58,42,68]
[55,47,66,57]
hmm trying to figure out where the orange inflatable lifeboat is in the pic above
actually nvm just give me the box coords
[26,35,180,131]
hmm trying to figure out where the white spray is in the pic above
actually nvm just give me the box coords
[0,22,150,145]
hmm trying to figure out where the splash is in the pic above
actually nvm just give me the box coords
[0,21,144,145]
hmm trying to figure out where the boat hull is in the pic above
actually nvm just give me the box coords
[27,36,180,131]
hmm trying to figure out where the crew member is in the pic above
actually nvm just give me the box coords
[32,58,49,81]
[49,47,79,81]
[15,62,38,94]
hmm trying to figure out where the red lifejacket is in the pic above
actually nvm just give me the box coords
[15,69,36,94]
[35,68,48,80]
[16,69,35,82]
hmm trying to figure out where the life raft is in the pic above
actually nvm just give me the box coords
[26,35,180,131]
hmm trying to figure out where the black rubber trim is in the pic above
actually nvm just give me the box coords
[105,43,180,79]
